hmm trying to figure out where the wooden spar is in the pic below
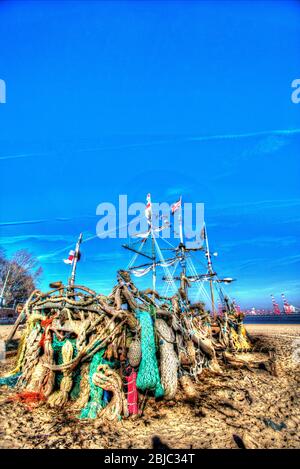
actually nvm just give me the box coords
[167,273,215,281]
[6,310,25,344]
[178,196,184,245]
[129,257,176,271]
[151,232,156,294]
[122,244,154,261]
[149,196,157,296]
[69,233,83,287]
[177,196,188,299]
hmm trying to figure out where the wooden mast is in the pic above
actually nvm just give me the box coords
[69,233,83,287]
[178,196,188,299]
[151,230,157,294]
[203,223,216,320]
[147,193,157,295]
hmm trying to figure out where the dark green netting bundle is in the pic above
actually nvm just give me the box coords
[79,348,105,419]
[136,310,164,398]
[79,349,117,419]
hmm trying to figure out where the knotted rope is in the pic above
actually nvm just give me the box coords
[155,318,178,400]
[92,364,128,421]
[80,349,106,419]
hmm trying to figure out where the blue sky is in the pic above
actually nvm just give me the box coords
[0,0,299,308]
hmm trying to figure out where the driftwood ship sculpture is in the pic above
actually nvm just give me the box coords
[0,195,252,421]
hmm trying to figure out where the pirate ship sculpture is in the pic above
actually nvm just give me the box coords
[0,195,253,421]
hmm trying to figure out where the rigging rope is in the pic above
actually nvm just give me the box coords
[153,237,177,295]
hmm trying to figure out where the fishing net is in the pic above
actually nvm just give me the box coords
[136,311,164,398]
[80,349,106,419]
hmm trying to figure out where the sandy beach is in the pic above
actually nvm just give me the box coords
[0,323,299,449]
[0,325,22,341]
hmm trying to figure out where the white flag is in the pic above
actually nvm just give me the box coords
[63,250,75,265]
[145,193,152,224]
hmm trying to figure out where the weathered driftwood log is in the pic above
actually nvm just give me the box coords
[120,284,138,311]
[142,288,161,300]
[182,316,216,359]
[114,287,122,310]
[223,351,274,373]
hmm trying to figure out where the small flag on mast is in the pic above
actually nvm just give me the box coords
[171,196,183,243]
[145,193,152,224]
[63,250,75,265]
[171,197,181,215]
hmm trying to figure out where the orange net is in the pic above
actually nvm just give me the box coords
[9,391,45,410]
[39,317,55,349]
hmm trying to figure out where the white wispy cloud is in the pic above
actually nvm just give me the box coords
[0,234,75,246]
[211,198,300,214]
[0,153,42,161]
[37,233,96,262]
[221,235,298,252]
[241,135,289,159]
[0,219,48,227]
[94,128,300,150]
[268,254,300,268]
[1,128,299,162]
[187,128,300,143]
[0,214,96,228]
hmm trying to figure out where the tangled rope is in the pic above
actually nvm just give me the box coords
[156,319,178,400]
[0,277,253,421]
[92,364,128,421]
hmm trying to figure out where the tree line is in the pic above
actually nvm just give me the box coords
[0,249,42,307]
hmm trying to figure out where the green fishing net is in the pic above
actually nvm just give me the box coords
[136,310,164,398]
[79,348,106,419]
[79,348,118,419]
